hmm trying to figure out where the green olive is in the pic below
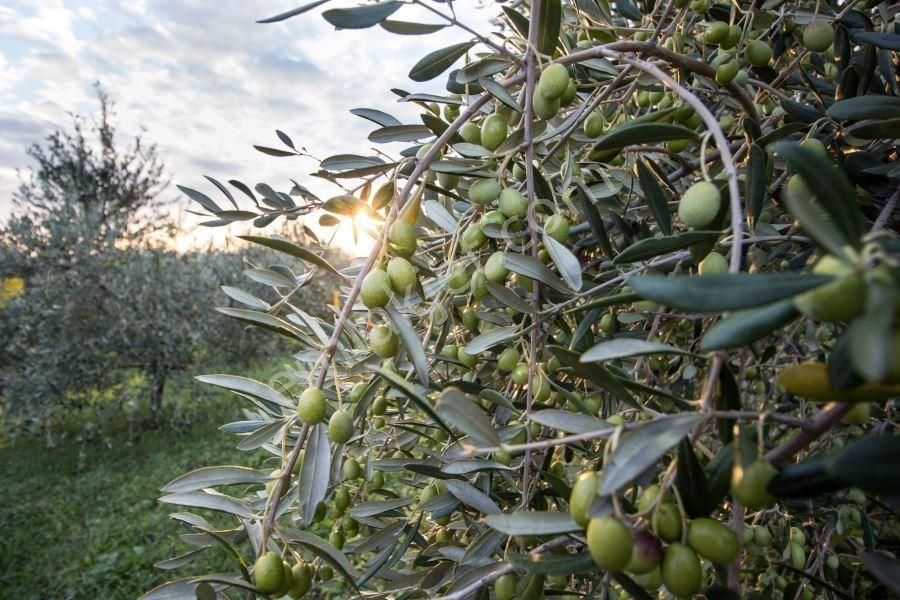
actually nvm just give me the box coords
[253,551,285,594]
[533,87,561,120]
[730,459,777,509]
[793,275,866,322]
[745,40,773,67]
[437,171,459,190]
[460,225,487,251]
[687,517,739,565]
[531,372,552,403]
[584,111,605,138]
[461,307,479,332]
[288,563,312,598]
[715,59,740,85]
[369,324,399,358]
[297,388,326,424]
[448,264,470,291]
[334,488,350,511]
[328,409,354,444]
[469,179,501,205]
[698,251,728,275]
[499,187,528,218]
[348,382,367,403]
[329,529,345,550]
[544,214,571,243]
[275,560,294,597]
[386,256,417,295]
[360,268,393,308]
[481,113,509,151]
[538,63,570,99]
[371,395,387,416]
[471,269,489,300]
[803,21,833,52]
[343,457,363,480]
[388,220,417,257]
[494,573,516,600]
[560,79,578,105]
[569,471,600,527]
[457,347,477,369]
[481,210,506,227]
[459,121,481,145]
[485,251,510,283]
[662,543,702,597]
[498,347,520,372]
[652,502,683,542]
[587,516,634,571]
[705,21,729,44]
[511,362,530,385]
[678,181,721,228]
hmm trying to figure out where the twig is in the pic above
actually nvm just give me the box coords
[522,0,542,511]
[765,402,853,466]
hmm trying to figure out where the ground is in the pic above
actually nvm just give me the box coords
[0,365,281,599]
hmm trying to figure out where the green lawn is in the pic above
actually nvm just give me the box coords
[0,368,280,599]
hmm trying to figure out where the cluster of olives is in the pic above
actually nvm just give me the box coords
[553,454,779,597]
[252,551,314,598]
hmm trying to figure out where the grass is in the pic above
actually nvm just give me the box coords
[0,362,285,599]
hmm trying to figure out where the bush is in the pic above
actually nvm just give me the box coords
[149,2,899,599]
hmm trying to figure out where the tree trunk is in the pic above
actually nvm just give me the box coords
[150,371,166,422]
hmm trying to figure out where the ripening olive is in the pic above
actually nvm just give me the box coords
[628,530,664,574]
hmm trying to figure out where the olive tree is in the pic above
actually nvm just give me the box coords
[0,90,280,430]
[149,1,899,599]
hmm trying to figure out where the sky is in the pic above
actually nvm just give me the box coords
[0,0,497,255]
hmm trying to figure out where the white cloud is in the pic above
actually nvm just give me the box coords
[0,0,498,253]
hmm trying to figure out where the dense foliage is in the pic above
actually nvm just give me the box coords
[151,1,898,599]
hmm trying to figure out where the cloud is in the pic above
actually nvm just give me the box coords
[0,0,497,253]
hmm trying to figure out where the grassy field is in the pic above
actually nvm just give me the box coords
[0,365,282,599]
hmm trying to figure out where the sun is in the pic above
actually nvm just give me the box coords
[323,209,378,257]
